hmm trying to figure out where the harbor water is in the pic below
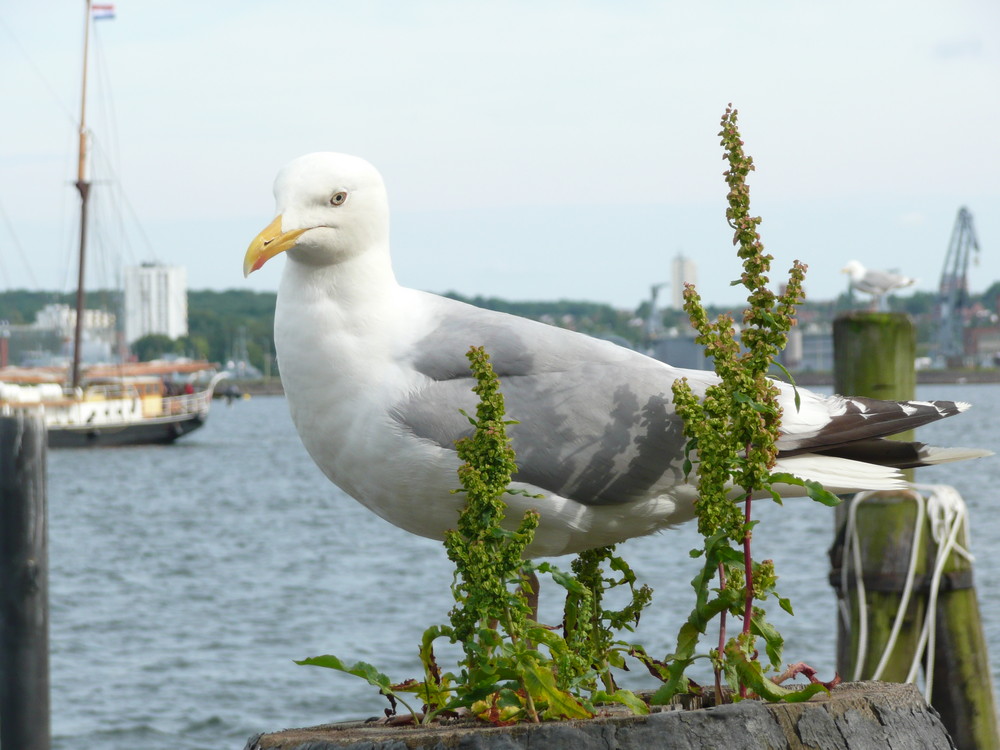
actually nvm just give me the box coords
[48,386,1000,749]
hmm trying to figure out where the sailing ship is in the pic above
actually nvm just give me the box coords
[0,362,228,448]
[0,0,227,447]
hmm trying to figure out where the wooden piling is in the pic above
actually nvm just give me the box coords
[0,412,50,750]
[830,311,999,750]
[247,682,957,750]
[831,492,928,683]
[832,311,918,680]
[930,511,999,750]
[833,311,916,437]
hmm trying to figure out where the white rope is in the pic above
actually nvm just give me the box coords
[840,485,971,699]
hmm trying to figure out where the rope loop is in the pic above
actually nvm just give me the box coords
[839,485,970,699]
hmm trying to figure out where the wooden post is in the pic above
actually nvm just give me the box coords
[832,492,928,682]
[0,412,50,750]
[833,311,916,437]
[832,311,917,678]
[930,512,999,750]
[831,311,999,750]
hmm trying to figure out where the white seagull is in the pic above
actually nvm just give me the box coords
[841,260,916,309]
[244,153,986,557]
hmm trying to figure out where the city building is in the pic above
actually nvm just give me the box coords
[123,264,188,344]
[670,254,697,309]
[0,303,116,367]
[34,303,115,335]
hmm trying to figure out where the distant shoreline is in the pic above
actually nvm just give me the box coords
[228,369,1000,398]
[792,369,1000,387]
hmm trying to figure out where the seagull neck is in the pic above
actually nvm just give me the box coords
[285,249,400,311]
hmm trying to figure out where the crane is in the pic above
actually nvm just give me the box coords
[936,207,981,367]
[644,282,668,346]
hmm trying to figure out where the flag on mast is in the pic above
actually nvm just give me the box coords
[92,3,115,20]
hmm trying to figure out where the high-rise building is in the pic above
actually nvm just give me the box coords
[123,264,188,344]
[670,254,697,309]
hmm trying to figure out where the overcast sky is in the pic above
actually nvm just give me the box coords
[1,1,997,310]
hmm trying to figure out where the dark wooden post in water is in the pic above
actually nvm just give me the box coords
[830,311,999,750]
[0,412,50,750]
[833,310,916,438]
[832,311,917,677]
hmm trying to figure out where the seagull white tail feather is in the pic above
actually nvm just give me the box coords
[774,454,908,493]
[917,446,993,465]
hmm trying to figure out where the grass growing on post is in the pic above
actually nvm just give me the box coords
[652,106,838,706]
[438,347,653,722]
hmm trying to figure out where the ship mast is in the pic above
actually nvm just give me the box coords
[71,0,93,391]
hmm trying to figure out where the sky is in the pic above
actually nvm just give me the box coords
[1,1,998,310]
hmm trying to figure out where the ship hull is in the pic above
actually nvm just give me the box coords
[47,410,208,448]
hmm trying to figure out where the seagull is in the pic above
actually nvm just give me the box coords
[841,260,916,310]
[244,153,986,558]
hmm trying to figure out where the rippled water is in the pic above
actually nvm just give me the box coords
[48,385,1000,749]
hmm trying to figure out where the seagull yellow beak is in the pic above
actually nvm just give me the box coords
[243,215,308,277]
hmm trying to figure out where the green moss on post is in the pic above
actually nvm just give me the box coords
[833,311,916,440]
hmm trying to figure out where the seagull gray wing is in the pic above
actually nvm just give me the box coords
[391,299,694,506]
[856,268,913,294]
[390,296,980,510]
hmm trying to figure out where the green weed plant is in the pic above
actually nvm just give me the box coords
[655,106,838,705]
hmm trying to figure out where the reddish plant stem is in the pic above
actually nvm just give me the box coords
[740,472,754,699]
[716,562,726,703]
[743,489,754,634]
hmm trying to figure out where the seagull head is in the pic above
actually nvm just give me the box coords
[840,260,865,283]
[244,152,389,277]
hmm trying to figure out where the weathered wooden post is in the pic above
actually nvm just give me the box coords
[830,310,999,750]
[833,310,916,440]
[930,506,998,750]
[832,491,927,682]
[0,411,50,750]
[832,311,917,680]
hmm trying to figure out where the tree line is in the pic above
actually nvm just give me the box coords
[2,282,997,375]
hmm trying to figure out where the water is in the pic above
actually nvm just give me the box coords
[47,386,1000,749]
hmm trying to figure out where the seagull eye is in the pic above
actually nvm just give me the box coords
[330,191,348,206]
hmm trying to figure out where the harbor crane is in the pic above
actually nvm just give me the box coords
[936,207,981,367]
[644,282,668,346]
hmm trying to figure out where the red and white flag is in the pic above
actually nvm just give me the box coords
[92,3,115,20]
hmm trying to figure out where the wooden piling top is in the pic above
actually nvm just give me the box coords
[246,681,955,749]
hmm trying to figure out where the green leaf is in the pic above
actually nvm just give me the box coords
[592,689,650,715]
[723,640,829,703]
[519,662,593,720]
[529,561,587,594]
[803,480,841,507]
[769,472,841,507]
[296,654,425,717]
[771,362,801,411]
[296,654,393,691]
[750,613,785,669]
[649,662,692,705]
[767,485,785,506]
[772,682,830,703]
